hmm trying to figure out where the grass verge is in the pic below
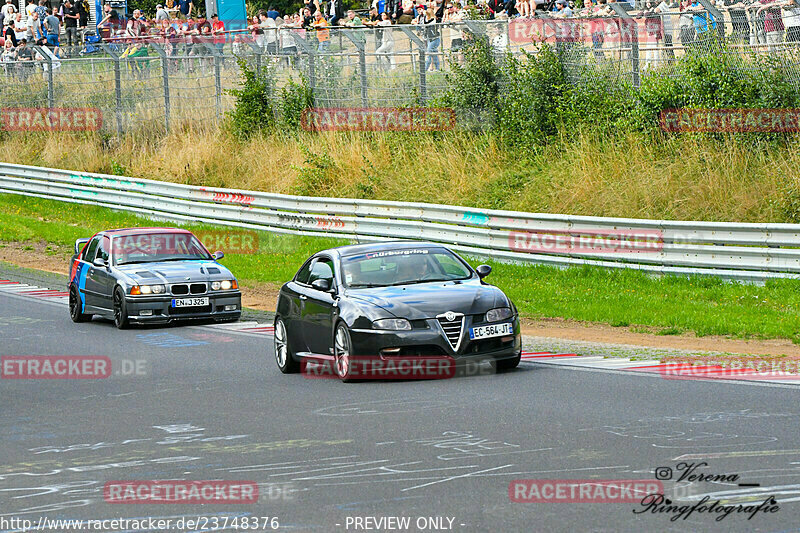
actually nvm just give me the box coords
[1,193,798,342]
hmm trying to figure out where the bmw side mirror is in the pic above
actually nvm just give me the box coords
[212,251,224,260]
[476,264,492,279]
[311,278,332,292]
[93,256,107,268]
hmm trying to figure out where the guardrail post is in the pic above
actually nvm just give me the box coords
[100,44,124,136]
[400,26,426,104]
[610,4,639,90]
[341,29,368,108]
[151,43,170,131]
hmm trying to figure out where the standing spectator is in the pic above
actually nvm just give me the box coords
[2,0,16,47]
[260,9,277,53]
[757,0,783,49]
[375,10,395,68]
[267,5,280,18]
[421,7,440,71]
[155,4,170,22]
[678,0,695,46]
[25,0,36,17]
[62,0,79,49]
[747,0,766,44]
[126,8,147,37]
[303,0,319,15]
[1,37,15,77]
[280,13,300,65]
[783,0,800,41]
[328,0,344,25]
[13,13,27,43]
[177,0,192,20]
[655,0,676,58]
[45,8,60,47]
[77,0,89,29]
[313,10,329,49]
[26,10,43,42]
[210,12,224,53]
[723,0,751,43]
[1,0,15,20]
[15,38,33,80]
[301,7,313,28]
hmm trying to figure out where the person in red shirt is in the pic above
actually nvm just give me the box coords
[210,13,225,53]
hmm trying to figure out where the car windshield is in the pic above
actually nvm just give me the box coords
[341,247,472,287]
[112,232,211,265]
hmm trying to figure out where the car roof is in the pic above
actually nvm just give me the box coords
[102,227,194,237]
[332,241,447,257]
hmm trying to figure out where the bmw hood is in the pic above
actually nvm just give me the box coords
[346,280,509,320]
[115,261,234,284]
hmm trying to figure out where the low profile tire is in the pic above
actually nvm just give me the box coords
[69,286,92,323]
[495,352,521,372]
[274,317,299,373]
[113,287,130,330]
[334,322,356,383]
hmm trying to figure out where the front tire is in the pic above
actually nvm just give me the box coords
[69,286,92,323]
[334,322,356,383]
[113,287,130,329]
[274,317,299,373]
[495,352,521,372]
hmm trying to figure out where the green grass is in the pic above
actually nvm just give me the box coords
[2,193,799,342]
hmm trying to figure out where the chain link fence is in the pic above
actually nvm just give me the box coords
[3,9,800,134]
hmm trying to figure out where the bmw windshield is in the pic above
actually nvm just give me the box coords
[341,248,473,288]
[112,232,212,265]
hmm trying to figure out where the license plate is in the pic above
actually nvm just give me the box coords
[171,297,209,308]
[469,323,513,340]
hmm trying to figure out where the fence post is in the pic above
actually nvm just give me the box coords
[341,29,368,108]
[399,26,426,104]
[610,3,639,90]
[204,43,223,120]
[151,43,170,131]
[696,0,725,40]
[292,34,316,105]
[34,46,55,109]
[100,44,123,135]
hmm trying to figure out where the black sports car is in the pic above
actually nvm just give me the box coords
[68,227,242,329]
[274,242,522,381]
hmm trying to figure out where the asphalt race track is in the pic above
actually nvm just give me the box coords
[3,288,800,533]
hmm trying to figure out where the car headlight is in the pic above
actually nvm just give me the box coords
[372,318,412,331]
[485,307,513,322]
[132,285,165,295]
[211,280,238,290]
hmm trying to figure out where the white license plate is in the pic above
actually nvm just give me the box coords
[171,297,209,308]
[469,323,513,340]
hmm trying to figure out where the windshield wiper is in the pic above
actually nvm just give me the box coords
[348,283,390,288]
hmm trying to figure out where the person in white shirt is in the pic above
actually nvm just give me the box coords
[782,0,800,41]
[1,0,16,20]
[375,11,395,69]
[260,11,277,54]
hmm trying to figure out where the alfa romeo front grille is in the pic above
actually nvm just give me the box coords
[436,314,465,352]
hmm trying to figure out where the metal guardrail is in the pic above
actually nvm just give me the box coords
[1,161,799,282]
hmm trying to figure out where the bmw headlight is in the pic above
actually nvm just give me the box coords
[372,318,412,331]
[485,307,513,322]
[137,284,165,295]
[211,280,238,290]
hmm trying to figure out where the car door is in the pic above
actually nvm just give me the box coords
[283,258,315,354]
[90,236,114,311]
[80,236,102,311]
[301,256,338,357]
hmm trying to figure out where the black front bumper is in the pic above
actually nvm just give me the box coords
[348,316,522,361]
[124,291,242,323]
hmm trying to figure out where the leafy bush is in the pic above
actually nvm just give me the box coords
[280,75,314,131]
[227,57,277,140]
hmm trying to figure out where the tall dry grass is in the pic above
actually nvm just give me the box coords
[1,127,799,222]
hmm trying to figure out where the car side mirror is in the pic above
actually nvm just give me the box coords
[93,256,107,268]
[75,238,90,255]
[212,251,224,260]
[311,278,334,293]
[476,264,492,279]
